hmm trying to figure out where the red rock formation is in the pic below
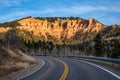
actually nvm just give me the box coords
[16,17,106,42]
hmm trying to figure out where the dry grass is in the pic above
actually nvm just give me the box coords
[0,46,36,77]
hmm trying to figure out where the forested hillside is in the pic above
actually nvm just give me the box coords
[0,16,120,58]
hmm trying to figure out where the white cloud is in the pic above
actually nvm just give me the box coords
[0,6,96,22]
[0,10,55,22]
[96,6,120,12]
[45,5,120,14]
[43,6,100,14]
[0,5,120,23]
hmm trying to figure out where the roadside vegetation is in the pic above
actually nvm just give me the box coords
[0,29,36,77]
[0,46,36,77]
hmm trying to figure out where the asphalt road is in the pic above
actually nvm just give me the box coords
[20,57,120,80]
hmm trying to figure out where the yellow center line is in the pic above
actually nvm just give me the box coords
[57,59,69,80]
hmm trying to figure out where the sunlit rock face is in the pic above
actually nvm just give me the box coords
[0,27,11,33]
[17,17,106,41]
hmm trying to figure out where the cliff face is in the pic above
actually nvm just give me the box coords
[0,27,11,33]
[103,24,120,41]
[14,17,106,43]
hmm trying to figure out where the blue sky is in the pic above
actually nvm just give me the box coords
[0,0,120,25]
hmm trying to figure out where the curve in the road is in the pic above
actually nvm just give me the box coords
[20,57,66,80]
[63,58,120,80]
[17,57,120,80]
[79,60,120,80]
[57,59,69,80]
[18,59,45,80]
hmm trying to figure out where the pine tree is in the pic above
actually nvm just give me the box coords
[111,40,120,58]
[94,34,103,56]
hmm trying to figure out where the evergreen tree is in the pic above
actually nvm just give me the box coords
[48,41,54,53]
[94,34,103,56]
[111,40,120,58]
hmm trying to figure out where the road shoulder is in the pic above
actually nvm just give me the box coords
[0,57,45,80]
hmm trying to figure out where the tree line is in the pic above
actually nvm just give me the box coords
[1,28,120,58]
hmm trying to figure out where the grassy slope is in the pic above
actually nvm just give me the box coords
[0,45,36,77]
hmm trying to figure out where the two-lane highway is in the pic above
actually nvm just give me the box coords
[19,57,120,80]
[20,57,65,80]
[62,58,120,80]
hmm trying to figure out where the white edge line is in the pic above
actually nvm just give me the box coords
[17,59,45,80]
[78,60,120,79]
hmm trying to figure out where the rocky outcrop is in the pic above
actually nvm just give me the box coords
[103,24,120,41]
[15,17,106,43]
[0,27,11,33]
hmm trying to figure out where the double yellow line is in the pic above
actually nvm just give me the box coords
[58,59,69,80]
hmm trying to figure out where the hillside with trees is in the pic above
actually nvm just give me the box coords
[0,37,36,77]
[0,16,120,58]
